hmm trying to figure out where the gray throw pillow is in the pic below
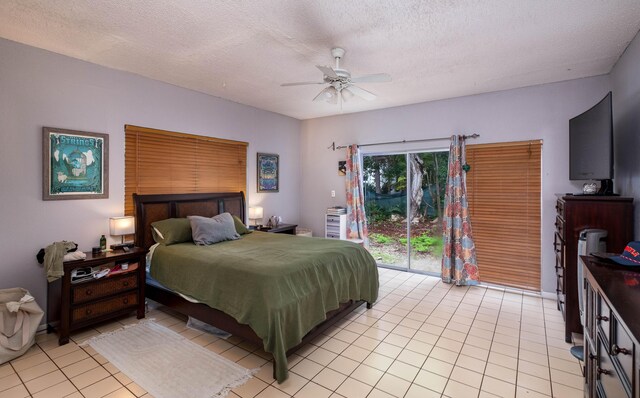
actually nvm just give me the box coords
[188,213,240,245]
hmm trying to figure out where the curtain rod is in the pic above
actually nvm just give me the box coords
[327,133,480,151]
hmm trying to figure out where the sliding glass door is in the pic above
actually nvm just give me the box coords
[363,154,409,268]
[363,150,448,274]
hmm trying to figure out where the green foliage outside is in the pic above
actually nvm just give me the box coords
[363,151,448,221]
[399,234,443,255]
[370,232,443,256]
[369,233,393,244]
[363,151,448,273]
[365,202,391,223]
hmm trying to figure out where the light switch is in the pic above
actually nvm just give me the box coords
[331,190,336,197]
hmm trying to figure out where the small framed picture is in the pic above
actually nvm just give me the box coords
[43,127,109,200]
[257,153,279,192]
[338,161,346,176]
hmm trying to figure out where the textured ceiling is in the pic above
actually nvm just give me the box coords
[1,1,639,120]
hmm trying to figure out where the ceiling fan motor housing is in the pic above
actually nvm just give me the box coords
[325,69,351,85]
[331,47,346,60]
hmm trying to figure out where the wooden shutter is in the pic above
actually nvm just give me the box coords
[124,125,247,216]
[466,140,542,291]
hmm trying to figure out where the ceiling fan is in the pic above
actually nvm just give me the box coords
[281,47,392,104]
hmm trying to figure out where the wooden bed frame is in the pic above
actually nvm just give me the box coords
[133,192,369,380]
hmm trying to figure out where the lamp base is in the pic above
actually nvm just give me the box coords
[110,242,134,251]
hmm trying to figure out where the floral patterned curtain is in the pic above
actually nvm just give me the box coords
[345,144,369,245]
[442,135,479,285]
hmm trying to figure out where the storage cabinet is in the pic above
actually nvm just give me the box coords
[583,256,640,398]
[554,195,633,342]
[47,247,147,345]
[325,214,347,239]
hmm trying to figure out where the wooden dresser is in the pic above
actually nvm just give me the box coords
[554,195,633,342]
[582,256,640,398]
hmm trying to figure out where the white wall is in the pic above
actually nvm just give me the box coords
[300,76,611,293]
[611,30,640,238]
[0,38,301,311]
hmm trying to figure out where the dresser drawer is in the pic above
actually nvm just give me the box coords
[598,337,629,398]
[557,290,565,311]
[586,282,597,340]
[72,274,138,304]
[72,292,138,323]
[555,199,565,219]
[598,294,612,347]
[555,216,565,239]
[612,316,635,390]
[556,271,564,295]
[554,232,564,255]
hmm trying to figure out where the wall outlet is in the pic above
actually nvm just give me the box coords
[331,190,336,197]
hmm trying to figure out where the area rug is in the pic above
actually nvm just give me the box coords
[83,320,256,398]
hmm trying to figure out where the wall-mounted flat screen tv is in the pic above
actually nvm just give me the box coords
[569,91,613,194]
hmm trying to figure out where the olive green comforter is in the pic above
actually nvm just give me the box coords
[150,232,379,382]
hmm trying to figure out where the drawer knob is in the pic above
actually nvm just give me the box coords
[597,367,611,375]
[612,344,631,356]
[86,309,92,315]
[123,281,129,287]
[596,315,609,322]
[123,298,129,304]
[85,289,92,296]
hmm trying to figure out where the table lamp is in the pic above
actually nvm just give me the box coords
[109,216,135,251]
[248,206,263,227]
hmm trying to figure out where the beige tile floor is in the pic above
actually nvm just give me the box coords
[0,267,584,398]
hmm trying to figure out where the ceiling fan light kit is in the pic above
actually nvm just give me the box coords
[282,47,392,105]
[313,86,338,104]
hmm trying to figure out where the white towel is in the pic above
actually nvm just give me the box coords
[63,251,87,262]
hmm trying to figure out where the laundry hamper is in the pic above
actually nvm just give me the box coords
[0,288,44,364]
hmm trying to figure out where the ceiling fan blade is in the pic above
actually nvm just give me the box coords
[347,85,377,101]
[281,81,326,87]
[350,73,392,83]
[316,65,339,79]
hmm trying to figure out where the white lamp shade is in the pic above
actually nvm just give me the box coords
[341,87,355,102]
[109,216,135,236]
[248,206,263,220]
[313,86,339,104]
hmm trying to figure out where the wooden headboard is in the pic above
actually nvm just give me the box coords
[133,192,246,249]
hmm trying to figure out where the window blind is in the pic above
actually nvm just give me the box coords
[124,125,247,216]
[465,140,542,291]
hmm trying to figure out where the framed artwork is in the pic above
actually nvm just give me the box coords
[338,161,346,176]
[257,152,279,192]
[43,127,109,200]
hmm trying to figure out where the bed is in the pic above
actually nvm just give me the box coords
[133,192,379,382]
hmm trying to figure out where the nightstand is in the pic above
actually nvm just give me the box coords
[47,247,147,345]
[255,223,298,234]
